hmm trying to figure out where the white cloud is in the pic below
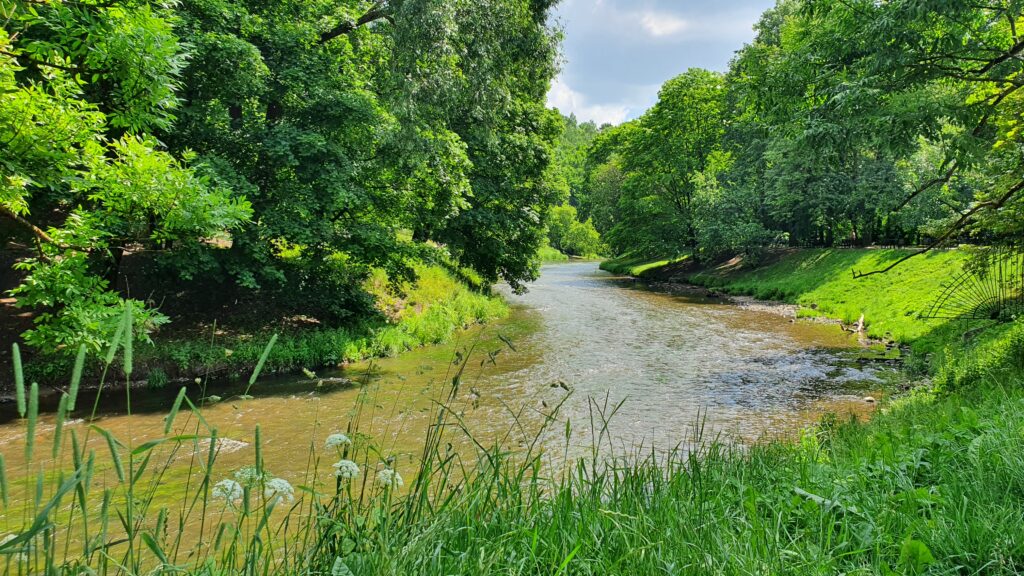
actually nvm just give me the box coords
[547,76,630,126]
[637,12,689,38]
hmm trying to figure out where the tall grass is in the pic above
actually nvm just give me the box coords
[2,304,1023,574]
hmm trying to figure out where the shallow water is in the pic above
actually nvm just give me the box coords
[0,262,888,533]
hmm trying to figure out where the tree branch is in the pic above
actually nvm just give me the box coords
[0,204,59,246]
[854,178,1024,278]
[319,3,391,44]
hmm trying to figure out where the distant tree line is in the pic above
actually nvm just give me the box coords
[574,1,1024,267]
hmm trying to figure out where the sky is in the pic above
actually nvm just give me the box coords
[547,0,777,126]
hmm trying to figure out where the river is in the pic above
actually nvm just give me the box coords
[0,262,888,526]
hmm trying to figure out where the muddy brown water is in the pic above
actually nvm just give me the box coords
[0,262,889,537]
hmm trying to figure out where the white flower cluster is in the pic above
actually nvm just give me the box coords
[333,459,360,480]
[213,479,243,502]
[264,477,295,502]
[376,468,403,489]
[325,433,352,449]
[233,465,265,488]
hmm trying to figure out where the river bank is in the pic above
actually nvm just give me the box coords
[603,248,1024,390]
[6,263,508,402]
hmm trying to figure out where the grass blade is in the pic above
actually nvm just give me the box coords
[104,305,128,366]
[0,453,7,507]
[248,334,278,387]
[13,343,25,417]
[69,344,86,411]
[26,382,38,461]
[53,393,69,458]
[164,387,187,434]
[122,302,134,376]
[93,426,125,483]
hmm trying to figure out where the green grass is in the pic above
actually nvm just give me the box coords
[600,253,691,276]
[27,263,509,386]
[686,249,964,347]
[537,244,570,263]
[4,324,1023,574]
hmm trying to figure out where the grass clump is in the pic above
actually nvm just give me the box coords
[537,243,570,263]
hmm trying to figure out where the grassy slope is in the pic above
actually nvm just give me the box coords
[600,253,691,277]
[687,249,963,350]
[27,263,508,386]
[536,244,570,263]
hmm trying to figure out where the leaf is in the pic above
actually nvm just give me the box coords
[331,557,354,576]
[898,537,936,574]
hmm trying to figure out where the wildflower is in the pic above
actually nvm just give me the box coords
[264,477,295,502]
[333,459,360,480]
[213,479,243,501]
[376,468,403,489]
[233,465,267,488]
[325,433,352,449]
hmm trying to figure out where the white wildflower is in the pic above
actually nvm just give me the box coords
[213,479,243,501]
[233,465,266,487]
[333,459,360,480]
[375,468,403,489]
[264,477,295,502]
[325,433,352,449]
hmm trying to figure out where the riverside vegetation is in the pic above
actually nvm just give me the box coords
[4,0,1024,574]
[2,277,1024,574]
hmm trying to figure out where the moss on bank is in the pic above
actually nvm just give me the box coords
[24,263,508,387]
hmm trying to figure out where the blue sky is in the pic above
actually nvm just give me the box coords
[547,0,776,125]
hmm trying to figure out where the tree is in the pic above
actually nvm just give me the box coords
[1,1,251,351]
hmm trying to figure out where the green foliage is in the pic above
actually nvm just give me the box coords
[1,0,561,352]
[589,1,1024,265]
[0,3,250,352]
[546,204,604,257]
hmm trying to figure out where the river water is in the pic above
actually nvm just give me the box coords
[0,262,887,526]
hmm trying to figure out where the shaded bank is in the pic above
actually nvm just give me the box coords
[10,263,508,398]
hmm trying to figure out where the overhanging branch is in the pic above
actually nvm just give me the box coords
[320,2,392,44]
[853,178,1024,278]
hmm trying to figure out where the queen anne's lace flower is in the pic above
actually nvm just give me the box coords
[233,465,267,488]
[325,433,352,449]
[264,477,295,502]
[213,479,243,501]
[376,468,403,489]
[333,459,360,480]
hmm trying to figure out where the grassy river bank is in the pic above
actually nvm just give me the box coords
[11,263,508,396]
[3,250,1023,574]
